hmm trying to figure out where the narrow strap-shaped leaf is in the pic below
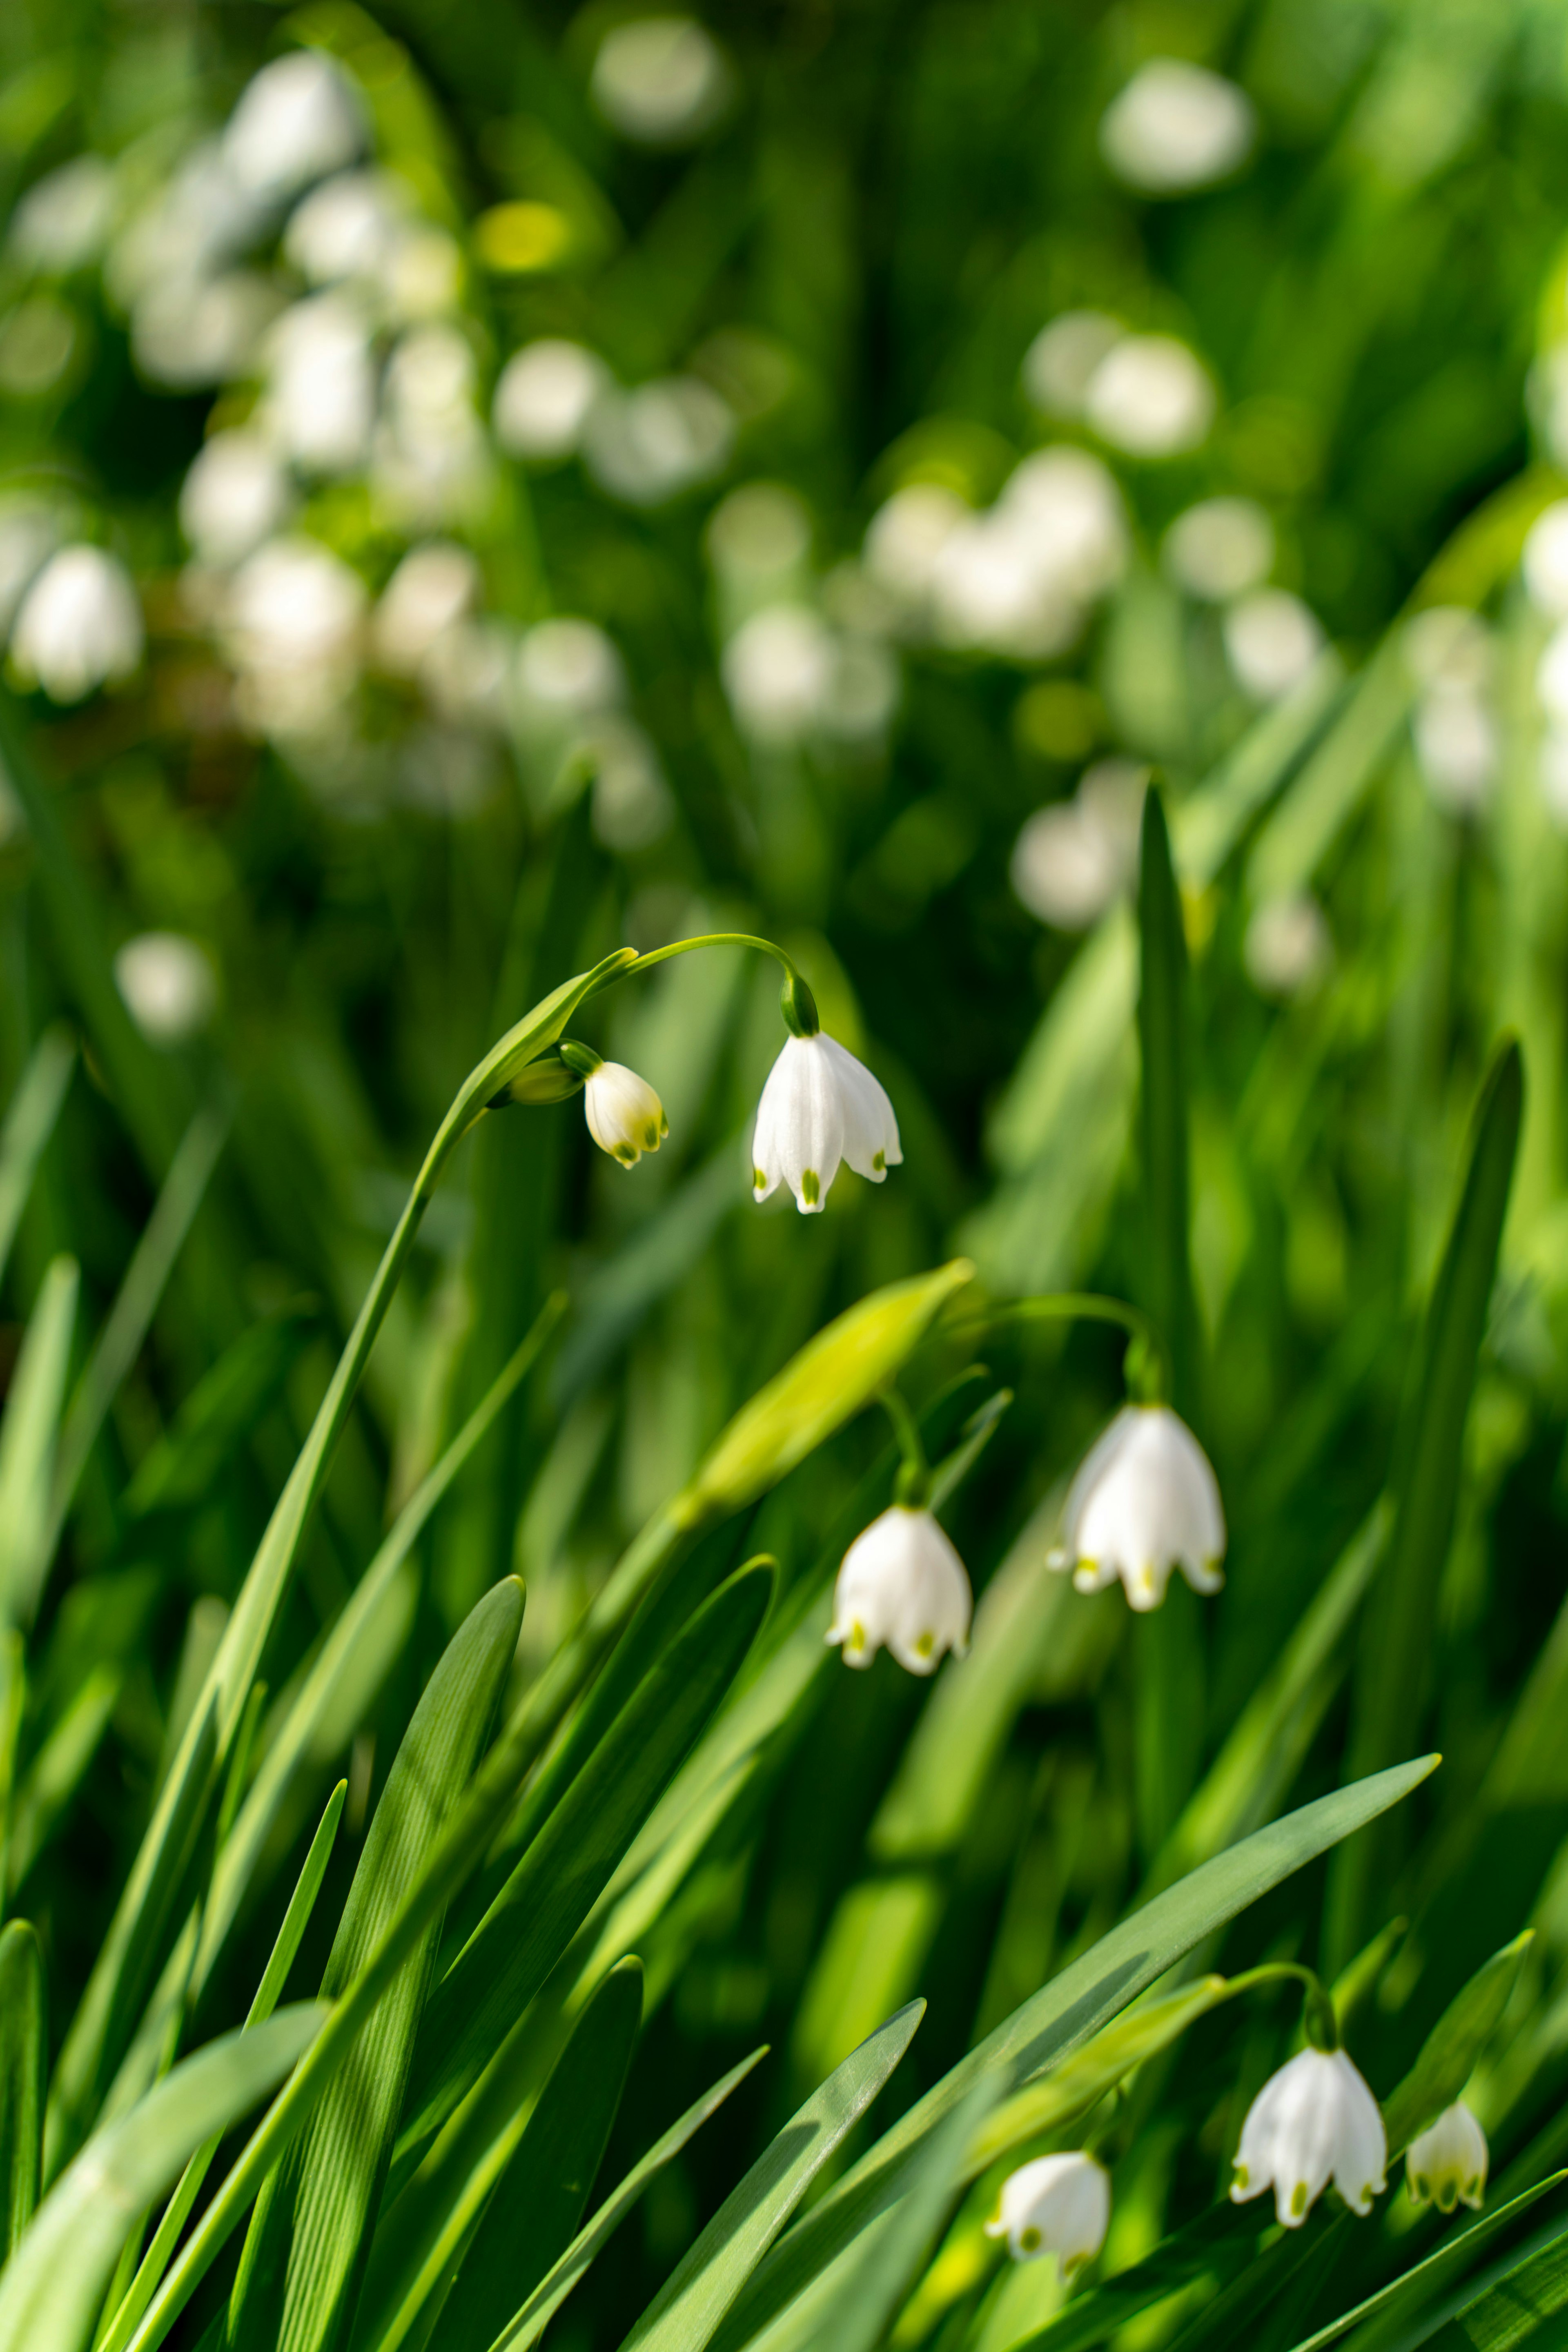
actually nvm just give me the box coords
[1409,2216,1568,2352]
[1382,1930,1533,2156]
[0,1632,21,1918]
[366,1954,645,2352]
[1136,784,1205,1858]
[0,1256,78,1628]
[7,1661,120,1892]
[0,1920,44,2261]
[486,2049,767,2352]
[0,1026,74,1293]
[0,2005,327,2352]
[1327,1040,1522,1970]
[825,2074,998,2352]
[396,1562,775,2173]
[98,1784,348,2352]
[122,1311,314,1523]
[223,1579,525,2352]
[618,2000,924,2352]
[708,1758,1438,2352]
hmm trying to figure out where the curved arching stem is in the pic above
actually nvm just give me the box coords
[586,930,821,1036]
[947,1291,1172,1405]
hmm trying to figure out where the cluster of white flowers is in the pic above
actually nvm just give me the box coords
[1010,757,1147,932]
[1405,606,1498,819]
[494,336,734,508]
[1024,314,1215,460]
[1161,495,1325,705]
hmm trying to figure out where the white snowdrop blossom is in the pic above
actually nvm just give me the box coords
[863,483,969,616]
[1011,760,1147,931]
[514,618,624,720]
[591,17,733,147]
[493,341,610,461]
[180,432,292,568]
[827,1506,971,1674]
[1000,447,1128,601]
[582,377,734,506]
[984,2154,1110,2277]
[10,546,143,702]
[1085,335,1215,457]
[1049,1403,1225,1611]
[1231,2048,1387,2227]
[223,52,366,204]
[1406,2103,1487,2214]
[1224,589,1323,702]
[222,536,366,735]
[10,156,118,272]
[114,933,216,1047]
[262,294,378,475]
[583,1062,668,1168]
[1100,60,1255,194]
[373,543,480,676]
[1245,894,1332,999]
[751,1031,901,1213]
[1164,497,1274,601]
[283,169,403,285]
[722,604,834,743]
[1022,312,1125,419]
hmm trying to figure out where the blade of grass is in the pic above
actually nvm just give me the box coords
[0,1256,78,1629]
[0,1026,74,1293]
[0,1920,44,2262]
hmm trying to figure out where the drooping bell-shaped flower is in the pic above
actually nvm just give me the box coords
[581,1058,667,1168]
[984,2153,1110,2277]
[1406,2103,1487,2214]
[826,1506,971,1675]
[1047,1403,1225,1612]
[1230,2047,1387,2227]
[11,546,144,703]
[751,1031,901,1214]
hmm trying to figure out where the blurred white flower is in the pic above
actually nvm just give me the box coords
[223,536,366,735]
[1001,446,1128,600]
[1245,893,1332,998]
[374,325,492,524]
[582,1058,668,1167]
[223,51,366,204]
[723,604,834,744]
[515,617,624,722]
[1224,588,1323,701]
[283,168,404,285]
[985,2153,1110,2276]
[373,543,481,676]
[930,511,1079,660]
[706,482,813,603]
[1022,311,1125,419]
[752,1030,901,1213]
[0,502,59,635]
[1407,2103,1487,2214]
[1522,501,1568,620]
[10,546,143,702]
[1232,2048,1386,2227]
[422,617,517,731]
[1164,497,1274,600]
[180,432,293,568]
[820,636,900,743]
[827,1506,972,1674]
[583,376,734,505]
[383,225,462,323]
[262,293,377,473]
[1414,686,1497,816]
[1100,59,1255,194]
[587,717,675,851]
[1010,760,1147,931]
[590,16,734,147]
[1048,1403,1225,1612]
[863,483,970,617]
[132,271,279,391]
[11,156,118,272]
[114,933,216,1047]
[1085,334,1216,457]
[107,143,263,310]
[1404,606,1490,691]
[493,340,610,461]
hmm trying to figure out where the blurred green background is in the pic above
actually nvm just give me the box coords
[10,1,1568,2345]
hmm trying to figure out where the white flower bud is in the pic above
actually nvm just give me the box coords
[583,1061,667,1168]
[751,1031,901,1214]
[1048,1403,1225,1612]
[1406,2102,1487,2214]
[827,1506,971,1675]
[984,2153,1110,2276]
[1231,2047,1387,2227]
[10,546,143,702]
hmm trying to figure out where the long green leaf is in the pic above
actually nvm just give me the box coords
[0,1255,78,1628]
[619,2000,924,2352]
[486,2048,768,2352]
[1282,2174,1568,2352]
[1415,2220,1568,2350]
[1327,1041,1523,1971]
[367,1954,645,2352]
[7,1661,119,1892]
[0,2005,326,2352]
[1383,1931,1534,2157]
[709,1757,1439,2352]
[122,1310,314,1523]
[0,1027,74,1293]
[826,2075,999,2352]
[0,1920,44,2262]
[396,1560,775,2171]
[224,1579,525,2352]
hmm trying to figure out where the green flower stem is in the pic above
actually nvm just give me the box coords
[880,1388,931,1507]
[586,930,821,1036]
[1229,1961,1340,2050]
[946,1292,1172,1405]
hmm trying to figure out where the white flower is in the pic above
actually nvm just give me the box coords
[223,52,366,204]
[1231,2047,1387,2227]
[10,156,118,272]
[827,1506,971,1674]
[1523,502,1568,620]
[1164,498,1274,601]
[10,546,143,702]
[984,2154,1110,2276]
[114,933,216,1047]
[590,17,734,147]
[1100,60,1254,195]
[373,543,480,676]
[1049,1404,1225,1612]
[583,1061,668,1167]
[1011,760,1147,932]
[221,536,366,736]
[1407,2103,1487,2214]
[180,432,293,568]
[1245,894,1332,1000]
[262,294,377,475]
[1022,312,1125,419]
[581,377,733,506]
[751,1031,901,1213]
[1085,335,1215,457]
[1224,589,1323,702]
[722,604,834,743]
[494,340,610,461]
